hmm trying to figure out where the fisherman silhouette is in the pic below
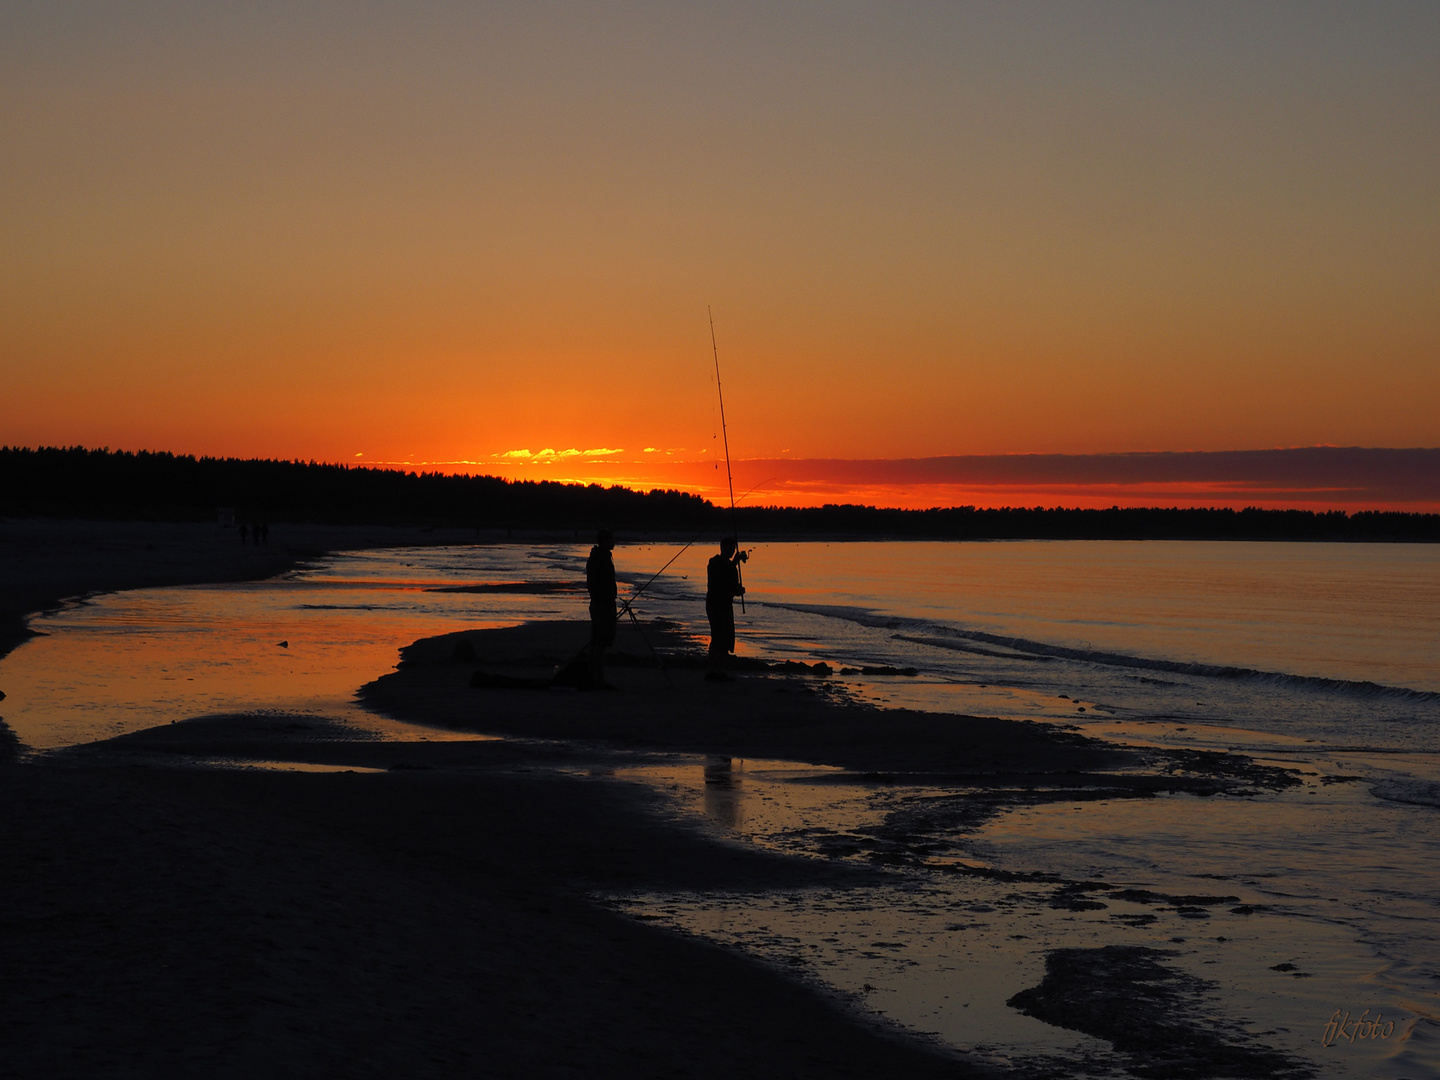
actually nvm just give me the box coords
[586,529,618,689]
[706,537,747,681]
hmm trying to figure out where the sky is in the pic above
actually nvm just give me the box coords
[3,2,1437,508]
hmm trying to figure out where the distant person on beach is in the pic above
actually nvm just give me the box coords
[706,537,747,681]
[586,529,617,688]
[239,523,248,545]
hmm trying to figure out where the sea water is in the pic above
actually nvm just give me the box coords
[618,540,1440,1078]
[2,539,1437,1076]
[0,545,583,748]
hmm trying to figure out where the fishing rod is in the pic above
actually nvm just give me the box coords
[619,597,674,688]
[709,306,745,613]
[558,302,766,687]
[616,476,772,617]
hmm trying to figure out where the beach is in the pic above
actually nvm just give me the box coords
[0,522,978,1078]
[9,3,1436,1073]
[2,523,1433,1078]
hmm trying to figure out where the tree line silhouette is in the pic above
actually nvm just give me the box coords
[3,446,1437,541]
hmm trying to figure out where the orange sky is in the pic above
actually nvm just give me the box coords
[2,4,1437,509]
[342,448,1436,513]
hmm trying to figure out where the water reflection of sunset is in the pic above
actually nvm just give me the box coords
[1,547,587,749]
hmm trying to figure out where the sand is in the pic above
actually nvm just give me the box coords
[0,521,1313,1077]
[0,520,986,1077]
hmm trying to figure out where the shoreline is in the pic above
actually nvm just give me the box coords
[34,618,1318,1078]
[0,518,509,667]
[0,521,1346,1076]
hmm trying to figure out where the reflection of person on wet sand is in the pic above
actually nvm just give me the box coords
[586,529,617,688]
[706,537,746,682]
[702,756,740,829]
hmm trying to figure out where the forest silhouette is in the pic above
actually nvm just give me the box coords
[3,446,1437,542]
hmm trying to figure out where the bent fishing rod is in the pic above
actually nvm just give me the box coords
[709,305,745,613]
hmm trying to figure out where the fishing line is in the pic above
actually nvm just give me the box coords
[618,477,773,616]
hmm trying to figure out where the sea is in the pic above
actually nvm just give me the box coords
[2,538,1437,1078]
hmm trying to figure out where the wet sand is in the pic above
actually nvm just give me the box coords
[2,741,994,1078]
[0,522,981,1077]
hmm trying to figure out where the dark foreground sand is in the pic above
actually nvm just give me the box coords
[0,522,1305,1078]
[2,742,993,1078]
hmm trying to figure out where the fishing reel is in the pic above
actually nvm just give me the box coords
[736,548,750,563]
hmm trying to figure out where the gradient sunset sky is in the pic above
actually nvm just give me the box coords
[4,3,1437,508]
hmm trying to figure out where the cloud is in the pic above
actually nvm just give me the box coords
[762,448,1440,498]
[497,446,622,461]
[481,447,1439,510]
[719,448,1440,507]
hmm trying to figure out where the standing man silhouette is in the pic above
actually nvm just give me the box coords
[706,537,746,682]
[586,529,617,688]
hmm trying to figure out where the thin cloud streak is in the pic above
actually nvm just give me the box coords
[741,448,1440,502]
[712,448,1440,510]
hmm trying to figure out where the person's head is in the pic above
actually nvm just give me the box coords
[596,529,614,551]
[720,536,736,557]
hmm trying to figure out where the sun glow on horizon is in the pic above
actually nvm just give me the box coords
[310,446,1440,514]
